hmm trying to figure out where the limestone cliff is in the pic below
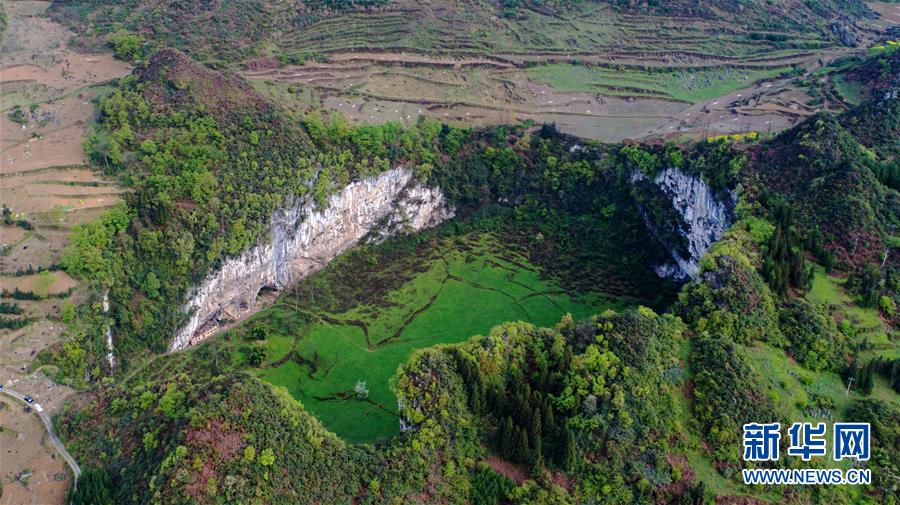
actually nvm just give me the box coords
[103,289,115,370]
[169,168,453,351]
[632,167,733,280]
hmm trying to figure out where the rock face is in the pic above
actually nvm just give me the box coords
[103,289,115,370]
[169,167,453,352]
[633,167,733,280]
[829,23,858,47]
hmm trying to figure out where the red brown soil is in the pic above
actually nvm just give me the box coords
[139,48,273,116]
[184,418,245,460]
[2,97,94,173]
[550,471,574,492]
[0,51,128,96]
[483,455,529,485]
[0,395,71,505]
[661,453,696,496]
[184,459,218,502]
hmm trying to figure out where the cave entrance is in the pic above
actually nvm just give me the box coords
[256,285,279,305]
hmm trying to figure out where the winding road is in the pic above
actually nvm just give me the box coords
[1,387,81,487]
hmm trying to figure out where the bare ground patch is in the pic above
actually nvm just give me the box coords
[1,271,76,296]
[483,455,528,485]
[1,228,69,275]
[0,398,70,505]
[866,2,900,26]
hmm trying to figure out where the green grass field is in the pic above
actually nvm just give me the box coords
[832,74,863,106]
[807,267,895,359]
[248,232,631,443]
[527,64,790,103]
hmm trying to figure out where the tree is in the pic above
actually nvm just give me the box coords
[259,448,275,467]
[472,465,514,505]
[60,299,76,324]
[499,416,515,458]
[529,410,542,458]
[158,383,185,419]
[470,382,486,414]
[560,427,577,471]
[249,322,270,341]
[861,361,876,395]
[248,346,266,367]
[514,426,530,464]
[68,467,114,505]
[143,272,161,298]
[143,431,157,452]
[680,481,706,505]
[541,402,556,435]
[857,263,881,307]
[109,30,142,61]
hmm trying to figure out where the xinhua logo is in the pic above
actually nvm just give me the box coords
[741,422,872,486]
[832,423,870,461]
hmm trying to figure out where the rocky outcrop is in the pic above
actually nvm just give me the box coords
[829,23,858,47]
[169,167,453,352]
[633,168,733,280]
[103,289,115,370]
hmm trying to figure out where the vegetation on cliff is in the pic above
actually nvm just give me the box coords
[50,42,899,505]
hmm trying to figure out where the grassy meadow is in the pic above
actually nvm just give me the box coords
[242,232,630,442]
[527,64,791,103]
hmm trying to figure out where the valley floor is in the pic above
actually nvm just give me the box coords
[199,231,636,442]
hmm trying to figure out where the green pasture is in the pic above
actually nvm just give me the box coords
[832,74,863,106]
[527,63,790,103]
[249,232,630,443]
[807,267,895,359]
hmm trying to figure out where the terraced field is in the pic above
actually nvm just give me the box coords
[242,15,864,142]
[244,52,825,141]
[240,0,878,141]
[237,232,633,442]
[50,0,883,142]
[0,3,129,501]
[1,2,129,278]
[272,1,831,58]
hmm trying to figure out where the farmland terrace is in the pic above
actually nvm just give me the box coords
[48,0,892,141]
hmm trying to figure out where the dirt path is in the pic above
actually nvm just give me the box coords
[0,388,81,485]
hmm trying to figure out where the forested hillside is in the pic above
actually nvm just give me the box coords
[47,43,899,505]
[3,0,898,503]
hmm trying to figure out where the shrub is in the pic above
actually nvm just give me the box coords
[109,30,142,61]
[879,295,896,317]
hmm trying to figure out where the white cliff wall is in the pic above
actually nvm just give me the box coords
[633,167,733,280]
[103,289,115,370]
[169,167,453,351]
